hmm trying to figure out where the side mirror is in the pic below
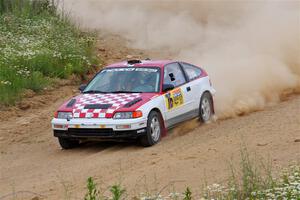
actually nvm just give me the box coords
[162,84,175,92]
[79,84,87,92]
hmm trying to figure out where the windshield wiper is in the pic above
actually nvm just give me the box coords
[83,90,107,94]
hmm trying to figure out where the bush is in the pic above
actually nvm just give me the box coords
[0,0,97,105]
[0,0,56,16]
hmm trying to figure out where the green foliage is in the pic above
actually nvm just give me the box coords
[183,187,192,200]
[0,0,97,105]
[0,0,55,16]
[249,165,300,200]
[84,165,300,200]
[202,148,300,200]
[110,184,126,200]
[226,148,275,199]
[84,177,101,200]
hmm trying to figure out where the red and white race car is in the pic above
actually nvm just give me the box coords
[51,59,216,149]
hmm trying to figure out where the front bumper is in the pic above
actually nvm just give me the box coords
[51,117,147,140]
[53,128,147,140]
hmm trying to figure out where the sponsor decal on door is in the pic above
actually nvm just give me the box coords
[164,88,184,110]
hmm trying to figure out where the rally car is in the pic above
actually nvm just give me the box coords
[51,59,216,149]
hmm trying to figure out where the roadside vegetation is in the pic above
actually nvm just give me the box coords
[0,0,97,106]
[84,149,300,200]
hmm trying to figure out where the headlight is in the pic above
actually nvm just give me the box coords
[57,112,73,119]
[113,111,142,119]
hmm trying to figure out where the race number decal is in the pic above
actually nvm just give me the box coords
[164,88,184,110]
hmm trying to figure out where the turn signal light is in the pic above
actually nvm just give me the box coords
[132,111,143,118]
[113,111,143,119]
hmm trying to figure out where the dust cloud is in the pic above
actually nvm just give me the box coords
[60,0,300,118]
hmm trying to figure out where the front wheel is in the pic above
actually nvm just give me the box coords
[140,111,162,147]
[58,137,80,149]
[199,92,213,123]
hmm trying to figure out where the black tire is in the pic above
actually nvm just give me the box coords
[58,137,80,149]
[199,92,213,123]
[140,111,162,147]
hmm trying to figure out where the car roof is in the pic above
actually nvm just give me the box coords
[105,59,174,69]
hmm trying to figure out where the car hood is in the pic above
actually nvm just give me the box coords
[60,93,157,119]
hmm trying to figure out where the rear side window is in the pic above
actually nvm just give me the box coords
[181,62,202,80]
[164,63,186,87]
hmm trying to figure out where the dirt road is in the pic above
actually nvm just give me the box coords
[0,34,299,200]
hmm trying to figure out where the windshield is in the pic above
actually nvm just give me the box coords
[84,67,161,93]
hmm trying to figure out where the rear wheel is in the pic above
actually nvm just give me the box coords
[58,137,80,149]
[140,111,162,147]
[199,92,213,123]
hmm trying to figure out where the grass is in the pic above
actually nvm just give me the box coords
[84,177,101,200]
[110,185,126,200]
[0,0,97,106]
[83,149,300,200]
[183,188,192,200]
[84,177,126,200]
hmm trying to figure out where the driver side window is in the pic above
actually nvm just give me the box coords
[164,63,186,87]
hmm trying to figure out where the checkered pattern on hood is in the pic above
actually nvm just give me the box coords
[73,93,141,118]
